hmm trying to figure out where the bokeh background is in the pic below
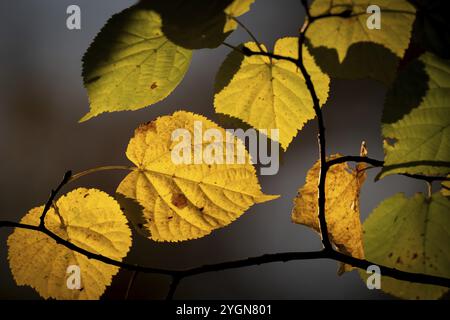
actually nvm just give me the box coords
[0,0,432,299]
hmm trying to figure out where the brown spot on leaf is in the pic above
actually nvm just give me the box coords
[136,121,157,134]
[396,256,403,264]
[388,252,393,258]
[150,82,158,90]
[412,253,418,260]
[171,193,188,209]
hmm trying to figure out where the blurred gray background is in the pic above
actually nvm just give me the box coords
[0,0,430,299]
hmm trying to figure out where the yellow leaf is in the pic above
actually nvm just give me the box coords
[117,111,278,242]
[307,0,416,63]
[214,37,330,150]
[7,188,132,300]
[224,0,255,33]
[292,155,366,273]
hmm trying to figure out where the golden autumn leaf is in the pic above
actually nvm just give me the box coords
[7,188,132,300]
[214,37,330,150]
[292,154,366,274]
[117,111,278,242]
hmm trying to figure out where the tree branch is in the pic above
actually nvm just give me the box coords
[2,166,449,298]
[326,156,450,182]
[1,219,449,291]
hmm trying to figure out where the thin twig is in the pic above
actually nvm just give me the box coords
[326,156,450,182]
[296,4,332,251]
[39,171,72,228]
[166,276,181,301]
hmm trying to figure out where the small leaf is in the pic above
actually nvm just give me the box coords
[214,37,330,150]
[116,111,278,242]
[306,0,416,84]
[81,5,192,121]
[7,188,132,300]
[379,52,450,179]
[292,154,366,274]
[360,192,450,300]
[224,0,255,33]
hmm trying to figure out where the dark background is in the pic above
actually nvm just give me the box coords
[0,0,430,299]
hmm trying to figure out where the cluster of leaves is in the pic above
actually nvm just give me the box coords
[5,0,450,300]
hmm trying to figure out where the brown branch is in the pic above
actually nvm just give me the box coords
[1,220,449,289]
[1,170,450,299]
[326,156,450,182]
[296,6,332,251]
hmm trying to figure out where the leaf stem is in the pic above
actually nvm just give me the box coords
[231,17,265,54]
[69,165,136,183]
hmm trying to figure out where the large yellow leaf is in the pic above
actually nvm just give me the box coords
[117,111,278,242]
[7,188,132,300]
[307,0,416,63]
[214,37,330,150]
[292,155,366,273]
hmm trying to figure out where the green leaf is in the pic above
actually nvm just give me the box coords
[306,0,415,84]
[139,0,255,49]
[214,38,330,150]
[81,5,192,122]
[379,52,450,178]
[360,192,450,300]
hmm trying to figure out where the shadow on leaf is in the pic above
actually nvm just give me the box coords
[307,41,400,86]
[139,0,234,49]
[382,57,429,124]
[114,193,151,239]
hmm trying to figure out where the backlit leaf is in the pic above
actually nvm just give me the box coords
[116,111,278,242]
[379,52,450,178]
[7,188,132,300]
[306,0,416,84]
[360,192,450,299]
[214,37,330,150]
[224,0,255,33]
[81,5,192,121]
[292,154,366,274]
